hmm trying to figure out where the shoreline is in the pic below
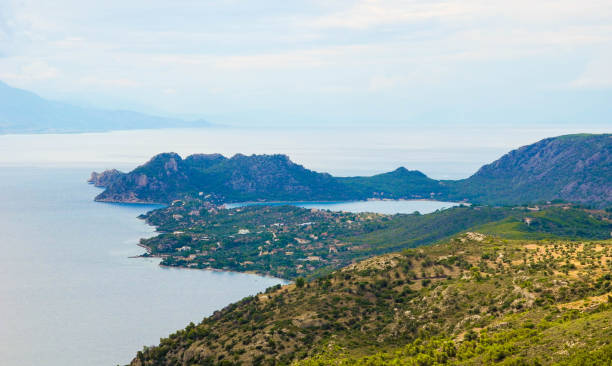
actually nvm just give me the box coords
[118,197,465,281]
[158,262,291,282]
[224,197,466,207]
[133,234,290,282]
[96,196,466,207]
[94,197,168,206]
[136,249,290,282]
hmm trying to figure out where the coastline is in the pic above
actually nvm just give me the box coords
[115,195,465,281]
[94,197,167,205]
[135,248,291,282]
[133,227,290,282]
[126,198,464,279]
[224,197,465,207]
[95,195,467,207]
[158,262,291,282]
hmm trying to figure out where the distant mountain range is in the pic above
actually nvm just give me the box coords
[0,80,211,134]
[90,133,612,207]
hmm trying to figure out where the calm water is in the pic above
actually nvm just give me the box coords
[0,126,541,179]
[226,200,458,215]
[0,126,582,366]
[0,167,285,366]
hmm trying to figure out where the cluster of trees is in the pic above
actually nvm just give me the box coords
[138,202,612,280]
[131,231,612,365]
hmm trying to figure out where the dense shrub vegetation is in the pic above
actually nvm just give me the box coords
[139,202,611,280]
[95,134,612,207]
[130,231,612,365]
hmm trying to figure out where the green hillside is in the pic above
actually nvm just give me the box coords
[338,167,448,200]
[449,134,612,207]
[92,133,612,208]
[138,202,611,280]
[130,233,612,365]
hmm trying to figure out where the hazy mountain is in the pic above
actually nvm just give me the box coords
[0,80,211,134]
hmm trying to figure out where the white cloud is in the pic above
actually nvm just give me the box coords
[569,55,612,89]
[79,77,141,88]
[51,37,85,48]
[307,0,612,30]
[151,55,210,66]
[0,60,60,81]
[0,0,610,124]
[213,48,342,70]
[369,75,398,91]
[308,0,468,29]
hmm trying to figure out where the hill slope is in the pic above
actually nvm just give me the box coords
[137,202,612,280]
[338,167,448,200]
[92,153,445,203]
[91,134,612,207]
[450,134,612,206]
[93,153,354,203]
[130,233,612,365]
[0,80,211,134]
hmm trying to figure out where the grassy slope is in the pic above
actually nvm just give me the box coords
[473,207,612,240]
[130,234,612,365]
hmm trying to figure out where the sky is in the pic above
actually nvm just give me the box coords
[0,0,611,127]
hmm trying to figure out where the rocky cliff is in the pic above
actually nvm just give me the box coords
[88,169,125,187]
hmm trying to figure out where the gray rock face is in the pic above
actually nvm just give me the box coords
[88,169,125,187]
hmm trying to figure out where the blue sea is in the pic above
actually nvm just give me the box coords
[0,167,286,366]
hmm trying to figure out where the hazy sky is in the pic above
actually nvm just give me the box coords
[0,0,611,126]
